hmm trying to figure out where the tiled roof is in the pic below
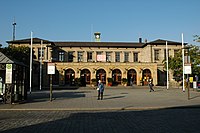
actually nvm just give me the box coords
[0,52,14,64]
[149,39,185,45]
[7,38,184,48]
[7,38,52,44]
[53,42,146,48]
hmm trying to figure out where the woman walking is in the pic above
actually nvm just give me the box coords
[148,79,154,92]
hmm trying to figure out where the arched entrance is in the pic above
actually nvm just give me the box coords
[112,69,122,85]
[65,69,75,85]
[142,69,152,86]
[127,69,137,86]
[96,69,106,84]
[80,69,91,86]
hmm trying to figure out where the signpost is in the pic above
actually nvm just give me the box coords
[6,64,12,84]
[97,55,106,62]
[5,64,13,103]
[184,53,191,100]
[48,63,55,101]
[184,63,192,75]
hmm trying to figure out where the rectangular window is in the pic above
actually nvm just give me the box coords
[154,49,160,61]
[68,52,74,62]
[38,48,45,60]
[96,51,102,56]
[124,52,129,62]
[164,49,170,60]
[58,51,65,62]
[133,53,138,62]
[78,51,83,62]
[106,52,112,62]
[87,52,93,62]
[115,52,120,62]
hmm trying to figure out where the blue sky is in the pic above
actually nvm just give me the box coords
[0,0,200,47]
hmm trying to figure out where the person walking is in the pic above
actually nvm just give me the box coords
[97,80,104,100]
[148,79,154,92]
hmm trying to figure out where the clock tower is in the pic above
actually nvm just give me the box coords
[94,32,101,42]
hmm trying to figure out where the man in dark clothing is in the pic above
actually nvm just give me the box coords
[97,80,104,100]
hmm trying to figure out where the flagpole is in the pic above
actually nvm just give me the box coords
[166,41,169,89]
[30,32,33,94]
[40,40,43,90]
[182,33,185,92]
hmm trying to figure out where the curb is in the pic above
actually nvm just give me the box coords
[0,105,199,111]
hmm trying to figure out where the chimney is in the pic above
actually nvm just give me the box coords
[145,39,148,43]
[139,38,142,43]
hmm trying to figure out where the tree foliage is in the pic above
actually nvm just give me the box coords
[189,45,200,75]
[0,45,34,65]
[163,44,200,81]
[163,50,183,81]
[194,35,200,42]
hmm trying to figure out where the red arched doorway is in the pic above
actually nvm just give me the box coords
[142,69,152,86]
[127,69,137,86]
[80,69,91,85]
[112,69,122,85]
[96,69,106,84]
[65,69,75,85]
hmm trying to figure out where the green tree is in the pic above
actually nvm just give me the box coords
[163,44,200,81]
[194,35,200,42]
[164,50,183,81]
[190,45,200,75]
[0,45,35,65]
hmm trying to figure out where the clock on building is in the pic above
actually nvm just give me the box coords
[94,32,101,42]
[95,34,100,39]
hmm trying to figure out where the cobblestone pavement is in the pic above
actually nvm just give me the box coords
[0,86,200,110]
[0,108,200,133]
[0,86,200,133]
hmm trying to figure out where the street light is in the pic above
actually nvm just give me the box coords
[50,48,53,101]
[12,22,16,41]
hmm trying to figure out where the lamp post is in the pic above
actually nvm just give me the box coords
[29,32,33,94]
[12,22,16,41]
[166,41,169,90]
[50,48,53,101]
[40,40,43,91]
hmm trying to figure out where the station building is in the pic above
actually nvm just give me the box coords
[7,33,183,88]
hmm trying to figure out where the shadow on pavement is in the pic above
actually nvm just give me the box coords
[1,107,200,133]
[104,95,126,100]
[27,90,88,103]
[189,94,200,100]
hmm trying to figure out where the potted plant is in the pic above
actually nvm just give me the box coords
[91,78,97,87]
[107,77,113,86]
[122,78,128,86]
[140,77,143,86]
[75,78,81,86]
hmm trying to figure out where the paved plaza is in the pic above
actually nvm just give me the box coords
[0,86,200,110]
[0,86,200,133]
